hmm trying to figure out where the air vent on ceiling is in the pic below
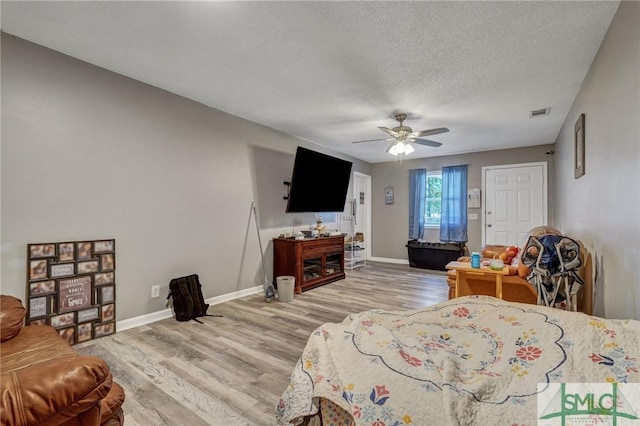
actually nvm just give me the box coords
[530,107,550,118]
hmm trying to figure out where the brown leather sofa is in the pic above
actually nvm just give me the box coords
[446,226,593,314]
[0,295,125,426]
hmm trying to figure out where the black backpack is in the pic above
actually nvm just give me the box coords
[167,274,221,323]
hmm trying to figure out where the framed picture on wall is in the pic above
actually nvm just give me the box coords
[94,322,115,338]
[25,238,116,345]
[29,244,56,258]
[100,285,115,304]
[100,253,115,271]
[58,327,75,345]
[29,296,48,319]
[29,317,48,326]
[574,113,585,179]
[58,275,92,313]
[94,240,115,253]
[95,272,114,285]
[50,263,75,278]
[29,260,48,281]
[58,242,75,262]
[385,186,394,205]
[76,242,93,260]
[78,260,99,274]
[29,279,56,296]
[50,312,75,328]
[77,306,99,323]
[76,323,93,343]
[101,303,115,322]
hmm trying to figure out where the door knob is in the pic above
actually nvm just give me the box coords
[487,224,492,228]
[487,211,492,215]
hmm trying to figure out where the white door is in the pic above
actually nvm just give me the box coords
[353,172,371,260]
[482,162,547,246]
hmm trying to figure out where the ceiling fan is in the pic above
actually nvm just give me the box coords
[352,113,449,157]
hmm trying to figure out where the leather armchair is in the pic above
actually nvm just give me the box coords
[0,295,125,426]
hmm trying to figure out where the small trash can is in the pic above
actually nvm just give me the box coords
[276,276,295,302]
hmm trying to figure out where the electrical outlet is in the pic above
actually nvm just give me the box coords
[151,285,160,298]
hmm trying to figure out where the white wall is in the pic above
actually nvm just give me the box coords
[554,1,639,319]
[0,34,370,320]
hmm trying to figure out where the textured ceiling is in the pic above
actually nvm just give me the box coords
[1,1,619,163]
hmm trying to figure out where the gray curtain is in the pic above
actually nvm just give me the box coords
[440,165,468,242]
[408,169,426,240]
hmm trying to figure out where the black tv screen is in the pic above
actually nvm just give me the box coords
[286,147,353,213]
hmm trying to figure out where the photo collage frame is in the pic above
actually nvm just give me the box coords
[26,239,116,345]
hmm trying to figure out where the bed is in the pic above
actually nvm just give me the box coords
[276,295,639,425]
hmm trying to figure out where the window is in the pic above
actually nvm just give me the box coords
[424,170,442,227]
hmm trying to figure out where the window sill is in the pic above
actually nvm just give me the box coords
[424,225,440,229]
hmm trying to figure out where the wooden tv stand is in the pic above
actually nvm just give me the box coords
[273,236,345,294]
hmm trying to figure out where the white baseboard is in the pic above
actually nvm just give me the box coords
[205,285,263,306]
[116,308,174,332]
[369,257,409,265]
[368,257,447,275]
[116,285,263,332]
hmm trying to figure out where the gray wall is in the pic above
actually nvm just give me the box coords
[553,1,639,320]
[370,145,554,259]
[0,34,370,321]
[369,1,640,320]
[3,0,638,322]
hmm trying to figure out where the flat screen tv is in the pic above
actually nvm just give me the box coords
[286,147,353,213]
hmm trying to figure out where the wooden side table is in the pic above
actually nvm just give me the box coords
[445,261,510,299]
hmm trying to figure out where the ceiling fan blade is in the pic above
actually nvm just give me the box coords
[378,127,399,137]
[410,127,449,138]
[352,137,394,144]
[412,138,443,148]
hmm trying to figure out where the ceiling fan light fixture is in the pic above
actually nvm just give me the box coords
[387,140,415,157]
[388,142,401,156]
[404,143,415,155]
[386,142,398,155]
[353,112,448,159]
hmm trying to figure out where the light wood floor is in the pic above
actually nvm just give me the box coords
[76,262,448,426]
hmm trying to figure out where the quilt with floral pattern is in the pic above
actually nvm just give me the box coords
[276,295,639,426]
